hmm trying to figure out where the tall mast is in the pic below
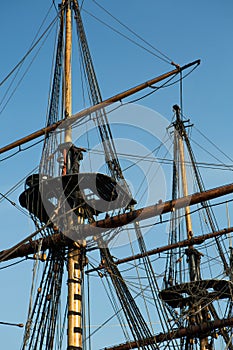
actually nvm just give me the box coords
[173,105,200,282]
[64,0,72,143]
[173,105,208,349]
[63,1,84,349]
[175,106,193,240]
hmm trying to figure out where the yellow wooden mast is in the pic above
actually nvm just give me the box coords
[63,1,84,349]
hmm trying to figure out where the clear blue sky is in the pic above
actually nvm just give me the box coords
[0,0,233,349]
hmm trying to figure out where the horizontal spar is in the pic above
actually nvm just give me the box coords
[103,316,233,350]
[91,182,233,231]
[0,181,232,262]
[86,226,233,272]
[0,60,200,155]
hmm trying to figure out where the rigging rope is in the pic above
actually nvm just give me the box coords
[0,258,26,270]
[91,0,174,65]
[21,249,65,350]
[98,241,160,349]
[194,126,233,164]
[82,7,173,66]
[0,14,58,88]
[73,0,125,182]
[182,122,230,274]
[22,239,43,348]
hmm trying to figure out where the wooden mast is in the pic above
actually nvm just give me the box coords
[175,106,193,240]
[64,0,72,144]
[63,1,84,349]
[173,105,208,349]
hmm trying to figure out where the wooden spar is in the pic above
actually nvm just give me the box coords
[0,59,200,156]
[0,121,63,155]
[92,182,233,230]
[103,316,233,350]
[0,182,233,262]
[0,233,71,262]
[87,226,233,271]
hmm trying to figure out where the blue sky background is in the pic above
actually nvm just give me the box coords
[0,0,233,348]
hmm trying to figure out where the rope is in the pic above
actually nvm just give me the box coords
[98,241,160,349]
[22,239,43,348]
[0,15,58,88]
[83,7,172,65]
[91,0,174,64]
